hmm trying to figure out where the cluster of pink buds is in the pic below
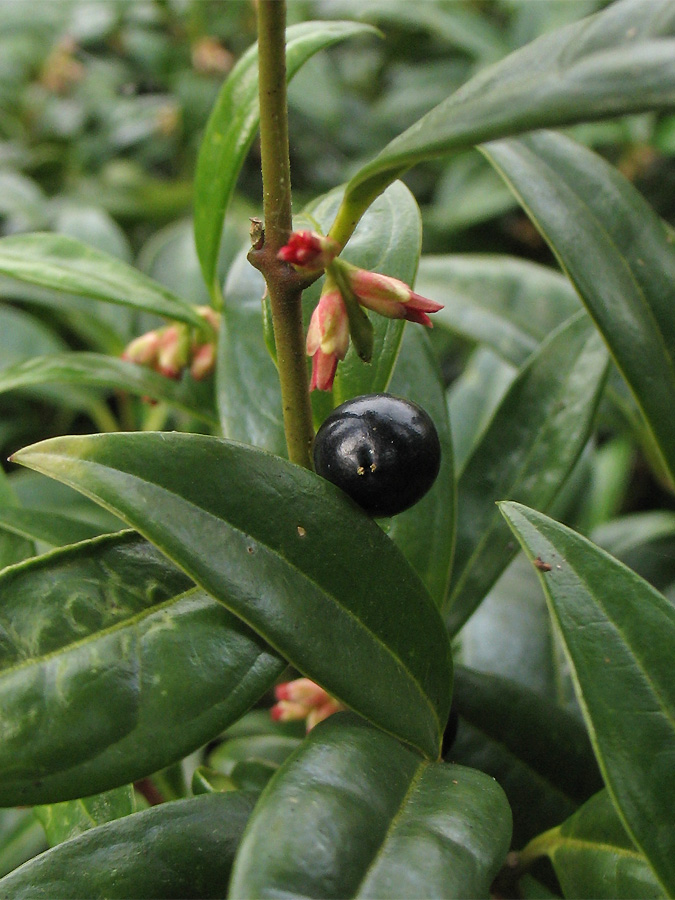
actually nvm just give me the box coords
[121,306,220,381]
[271,678,345,732]
[278,230,443,391]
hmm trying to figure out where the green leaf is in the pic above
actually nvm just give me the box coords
[458,554,576,709]
[385,326,455,607]
[450,718,577,852]
[450,665,600,849]
[447,348,517,475]
[524,791,663,899]
[483,130,675,487]
[12,433,452,760]
[446,312,609,633]
[331,0,675,242]
[229,713,512,899]
[0,468,34,569]
[208,734,301,777]
[34,786,135,847]
[415,254,579,368]
[0,793,255,899]
[0,506,103,547]
[216,252,285,455]
[499,502,675,895]
[0,531,283,806]
[0,352,218,426]
[194,20,378,295]
[0,233,208,331]
[0,809,46,879]
[453,667,602,805]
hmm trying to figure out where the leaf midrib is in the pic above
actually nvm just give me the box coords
[18,451,443,742]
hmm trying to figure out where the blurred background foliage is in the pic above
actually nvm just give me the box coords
[1,0,675,482]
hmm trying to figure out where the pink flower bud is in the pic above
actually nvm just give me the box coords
[270,700,309,722]
[275,678,331,706]
[306,288,350,391]
[341,264,443,327]
[157,325,190,379]
[306,699,345,731]
[278,230,339,272]
[195,306,221,333]
[121,331,162,366]
[190,342,217,380]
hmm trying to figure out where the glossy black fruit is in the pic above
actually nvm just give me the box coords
[313,393,441,517]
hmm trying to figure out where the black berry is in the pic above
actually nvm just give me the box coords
[313,393,441,517]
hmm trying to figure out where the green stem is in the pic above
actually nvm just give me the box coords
[249,0,314,468]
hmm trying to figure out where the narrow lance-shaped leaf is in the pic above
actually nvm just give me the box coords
[385,326,455,607]
[446,312,608,633]
[229,713,512,900]
[450,663,600,849]
[328,0,675,245]
[0,506,103,547]
[0,468,33,569]
[500,501,675,896]
[12,433,452,760]
[0,810,46,880]
[0,531,284,806]
[482,130,675,487]
[415,254,579,368]
[0,793,255,900]
[521,790,663,900]
[34,785,136,847]
[0,233,209,331]
[0,352,218,427]
[194,21,378,295]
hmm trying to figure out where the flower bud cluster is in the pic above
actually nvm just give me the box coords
[278,230,443,391]
[122,306,220,381]
[270,678,345,731]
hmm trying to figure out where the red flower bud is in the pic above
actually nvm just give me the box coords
[278,230,339,272]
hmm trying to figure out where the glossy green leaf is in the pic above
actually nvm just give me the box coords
[0,792,255,899]
[216,180,421,452]
[524,791,663,899]
[483,130,675,487]
[458,554,576,710]
[0,809,46,879]
[191,766,236,796]
[230,713,512,899]
[0,530,283,806]
[331,0,675,242]
[385,326,455,607]
[415,254,579,367]
[453,667,602,805]
[0,506,103,547]
[194,20,378,295]
[450,718,577,852]
[13,432,452,759]
[449,666,600,850]
[0,352,218,426]
[34,785,135,847]
[216,252,285,455]
[500,502,675,895]
[209,734,301,777]
[447,348,517,475]
[0,468,33,570]
[592,511,675,593]
[446,313,609,633]
[0,233,208,331]
[0,305,100,421]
